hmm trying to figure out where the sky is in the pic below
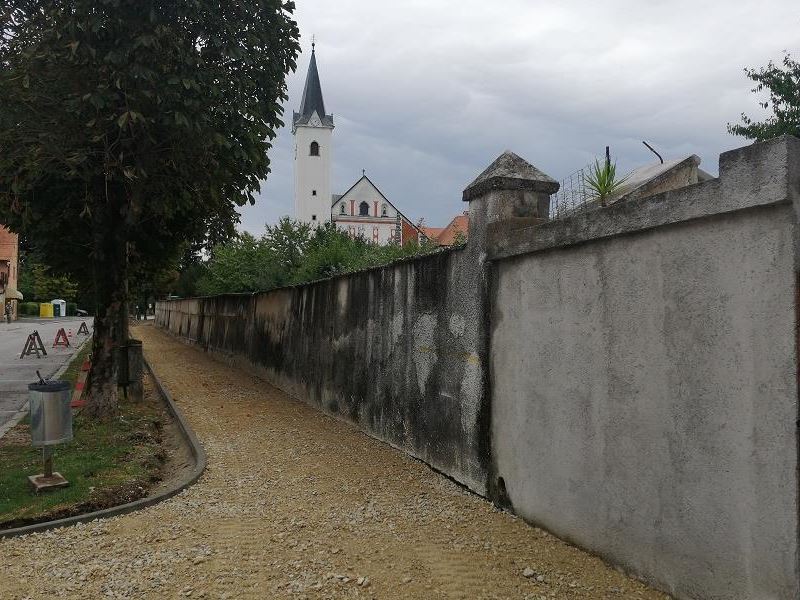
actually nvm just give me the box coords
[238,0,800,233]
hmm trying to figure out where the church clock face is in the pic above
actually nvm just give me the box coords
[309,115,321,127]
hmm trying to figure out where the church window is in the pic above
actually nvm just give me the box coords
[310,141,319,156]
[340,204,346,214]
[381,204,387,217]
[312,190,317,196]
[359,201,369,216]
[312,214,317,221]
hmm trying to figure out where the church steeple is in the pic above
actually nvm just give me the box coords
[293,42,334,226]
[293,43,334,131]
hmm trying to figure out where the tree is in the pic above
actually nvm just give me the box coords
[0,1,299,418]
[18,262,79,302]
[728,53,800,141]
[195,220,438,296]
[17,246,80,302]
[197,231,283,295]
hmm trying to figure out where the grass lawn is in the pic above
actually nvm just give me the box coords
[0,341,166,529]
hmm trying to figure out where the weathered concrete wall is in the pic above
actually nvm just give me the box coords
[158,136,800,599]
[488,136,800,599]
[157,245,492,493]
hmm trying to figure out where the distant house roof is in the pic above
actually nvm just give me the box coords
[420,226,444,241]
[293,46,334,129]
[431,212,469,246]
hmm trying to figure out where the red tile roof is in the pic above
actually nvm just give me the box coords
[420,227,444,241]
[435,213,469,246]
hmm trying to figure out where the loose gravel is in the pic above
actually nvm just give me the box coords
[0,325,670,599]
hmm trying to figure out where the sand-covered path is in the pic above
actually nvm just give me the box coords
[0,324,668,599]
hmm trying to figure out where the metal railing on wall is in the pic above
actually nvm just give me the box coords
[551,147,623,222]
[550,163,594,220]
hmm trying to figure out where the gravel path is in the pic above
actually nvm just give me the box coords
[0,325,669,599]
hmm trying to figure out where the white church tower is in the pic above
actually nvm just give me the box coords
[293,43,334,225]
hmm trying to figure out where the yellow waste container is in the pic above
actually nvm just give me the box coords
[39,303,54,318]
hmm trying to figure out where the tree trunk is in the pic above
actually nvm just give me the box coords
[84,181,128,420]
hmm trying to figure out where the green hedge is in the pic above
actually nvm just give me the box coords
[18,302,39,316]
[66,302,77,316]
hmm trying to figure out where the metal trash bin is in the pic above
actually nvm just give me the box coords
[29,380,73,446]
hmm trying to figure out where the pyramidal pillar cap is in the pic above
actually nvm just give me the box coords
[463,151,559,202]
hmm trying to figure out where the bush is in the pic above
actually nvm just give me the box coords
[66,302,77,316]
[18,302,39,316]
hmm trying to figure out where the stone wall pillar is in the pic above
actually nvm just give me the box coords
[462,151,559,254]
[457,150,559,501]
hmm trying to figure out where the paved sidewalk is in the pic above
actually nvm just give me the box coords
[0,324,668,599]
[0,317,92,435]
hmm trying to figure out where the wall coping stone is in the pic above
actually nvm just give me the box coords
[487,135,799,261]
[463,151,559,202]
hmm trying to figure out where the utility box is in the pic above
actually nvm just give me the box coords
[29,380,73,446]
[51,299,66,318]
[39,302,53,318]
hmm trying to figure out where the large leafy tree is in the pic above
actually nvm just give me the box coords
[728,53,800,141]
[0,1,299,417]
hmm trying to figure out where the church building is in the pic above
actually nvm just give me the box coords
[293,45,423,245]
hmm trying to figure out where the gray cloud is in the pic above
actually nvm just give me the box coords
[238,0,800,232]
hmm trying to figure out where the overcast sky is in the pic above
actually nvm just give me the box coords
[238,0,800,232]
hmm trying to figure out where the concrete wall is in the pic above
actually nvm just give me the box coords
[488,136,800,599]
[157,244,492,494]
[157,136,800,599]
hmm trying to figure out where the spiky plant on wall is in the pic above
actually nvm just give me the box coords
[585,159,630,207]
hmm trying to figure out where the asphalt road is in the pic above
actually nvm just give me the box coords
[0,317,92,435]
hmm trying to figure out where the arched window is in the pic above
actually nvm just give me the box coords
[340,203,346,214]
[310,141,319,156]
[359,201,369,216]
[381,204,388,217]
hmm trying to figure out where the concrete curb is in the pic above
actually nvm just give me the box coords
[0,358,207,540]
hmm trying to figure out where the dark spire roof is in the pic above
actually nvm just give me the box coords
[293,45,334,130]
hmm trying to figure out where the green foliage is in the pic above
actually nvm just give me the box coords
[728,53,800,141]
[66,302,78,316]
[18,302,40,316]
[196,231,283,295]
[452,230,467,246]
[290,224,432,284]
[195,220,437,296]
[18,261,78,302]
[585,159,630,207]
[0,6,299,301]
[0,1,299,408]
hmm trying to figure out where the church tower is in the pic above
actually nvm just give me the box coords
[293,43,334,225]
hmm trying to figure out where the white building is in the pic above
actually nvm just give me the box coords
[292,43,334,226]
[293,45,423,244]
